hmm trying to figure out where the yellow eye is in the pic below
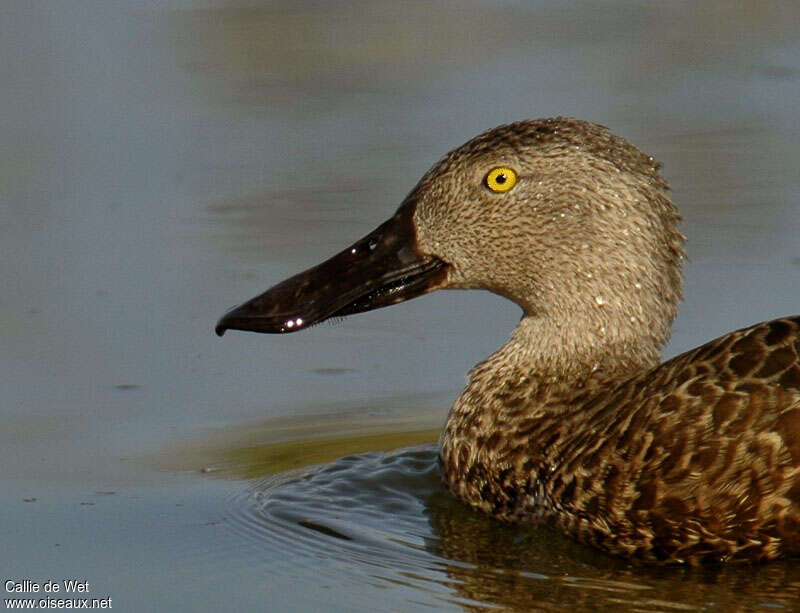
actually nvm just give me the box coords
[485,167,517,193]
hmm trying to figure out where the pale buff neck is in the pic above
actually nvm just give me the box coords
[455,312,665,417]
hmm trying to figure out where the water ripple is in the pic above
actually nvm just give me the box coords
[224,445,800,611]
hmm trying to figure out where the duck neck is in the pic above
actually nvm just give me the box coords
[511,314,661,384]
[457,312,665,417]
[439,311,667,511]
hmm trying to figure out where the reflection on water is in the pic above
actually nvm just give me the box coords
[226,446,800,611]
[157,400,443,477]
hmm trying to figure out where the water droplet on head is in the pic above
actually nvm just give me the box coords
[594,295,606,306]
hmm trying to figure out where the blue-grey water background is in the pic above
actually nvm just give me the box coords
[2,1,799,610]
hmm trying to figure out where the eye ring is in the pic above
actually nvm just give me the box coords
[485,167,517,193]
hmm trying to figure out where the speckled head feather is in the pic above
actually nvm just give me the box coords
[413,118,684,380]
[217,118,800,564]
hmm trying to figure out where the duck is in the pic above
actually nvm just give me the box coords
[215,118,800,564]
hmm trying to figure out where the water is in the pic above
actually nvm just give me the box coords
[226,447,800,611]
[2,1,799,611]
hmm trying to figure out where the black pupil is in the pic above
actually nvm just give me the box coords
[495,173,507,184]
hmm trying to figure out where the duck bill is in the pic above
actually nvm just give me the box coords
[215,200,448,335]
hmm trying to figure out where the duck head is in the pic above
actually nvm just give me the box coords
[216,117,684,364]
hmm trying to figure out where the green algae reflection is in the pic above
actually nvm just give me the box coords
[160,411,442,480]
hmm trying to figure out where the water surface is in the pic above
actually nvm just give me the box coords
[2,1,799,611]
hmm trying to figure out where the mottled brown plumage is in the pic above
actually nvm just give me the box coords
[441,316,800,563]
[217,118,800,564]
[425,119,800,563]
